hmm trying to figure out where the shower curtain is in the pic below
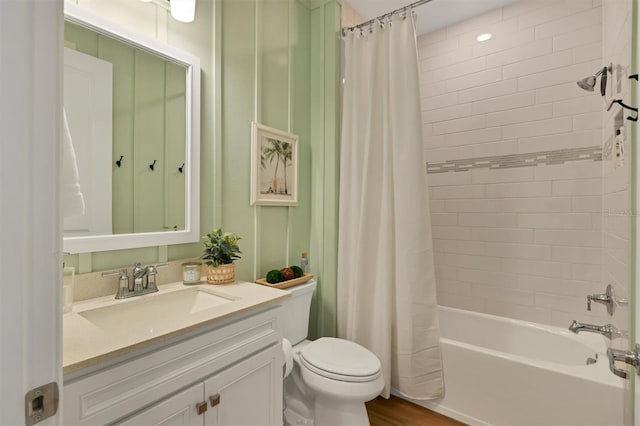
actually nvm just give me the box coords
[337,13,443,399]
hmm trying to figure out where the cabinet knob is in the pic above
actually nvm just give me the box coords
[196,401,208,415]
[210,394,220,407]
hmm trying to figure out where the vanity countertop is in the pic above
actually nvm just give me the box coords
[63,281,290,376]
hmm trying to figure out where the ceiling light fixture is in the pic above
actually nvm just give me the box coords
[170,0,196,23]
[139,0,196,23]
[476,33,492,42]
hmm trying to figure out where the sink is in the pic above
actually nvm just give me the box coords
[78,287,234,334]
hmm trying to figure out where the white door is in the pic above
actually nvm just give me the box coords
[0,0,63,425]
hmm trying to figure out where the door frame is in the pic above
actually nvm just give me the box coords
[0,0,63,424]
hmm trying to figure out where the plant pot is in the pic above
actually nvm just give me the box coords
[206,263,235,284]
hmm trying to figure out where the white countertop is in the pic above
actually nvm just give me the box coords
[63,281,289,375]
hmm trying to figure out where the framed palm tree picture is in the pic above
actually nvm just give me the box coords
[250,122,299,206]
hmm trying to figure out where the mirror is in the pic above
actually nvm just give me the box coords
[63,2,200,253]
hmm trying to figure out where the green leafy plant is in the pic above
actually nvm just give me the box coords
[202,229,242,267]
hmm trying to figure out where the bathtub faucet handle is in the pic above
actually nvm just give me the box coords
[586,284,617,315]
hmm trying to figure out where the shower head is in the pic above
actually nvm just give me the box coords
[577,75,597,91]
[577,64,612,96]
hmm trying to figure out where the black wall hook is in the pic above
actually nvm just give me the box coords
[149,160,157,171]
[178,163,185,173]
[608,99,638,122]
[630,74,638,81]
[115,155,124,168]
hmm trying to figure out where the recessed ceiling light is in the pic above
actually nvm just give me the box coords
[476,33,492,42]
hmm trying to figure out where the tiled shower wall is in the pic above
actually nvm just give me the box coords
[419,0,609,327]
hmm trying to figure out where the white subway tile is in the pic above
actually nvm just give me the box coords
[518,129,600,152]
[534,229,601,247]
[432,115,487,136]
[427,171,472,186]
[434,239,486,255]
[518,213,594,229]
[471,91,535,115]
[431,213,458,226]
[517,62,595,91]
[485,38,553,68]
[471,284,535,305]
[432,226,472,240]
[420,45,474,72]
[500,258,573,279]
[534,6,601,39]
[437,292,486,312]
[435,253,502,271]
[418,37,459,59]
[429,199,446,212]
[472,227,535,243]
[458,213,519,228]
[536,81,592,103]
[518,0,593,30]
[552,178,601,196]
[446,197,571,213]
[552,96,602,117]
[423,104,472,124]
[458,79,518,103]
[441,127,503,148]
[572,196,602,213]
[572,41,602,63]
[573,112,602,130]
[443,67,503,92]
[551,246,602,264]
[485,181,552,198]
[430,185,485,199]
[421,92,460,111]
[536,292,596,315]
[503,50,574,80]
[517,275,593,297]
[483,301,552,324]
[534,162,602,180]
[435,265,458,281]
[553,24,602,51]
[458,268,517,287]
[473,29,535,57]
[502,116,572,139]
[432,56,488,82]
[571,263,601,282]
[485,242,552,260]
[435,280,474,295]
[486,104,553,127]
[426,140,519,162]
[471,167,534,184]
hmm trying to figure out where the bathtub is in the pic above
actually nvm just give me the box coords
[402,306,625,426]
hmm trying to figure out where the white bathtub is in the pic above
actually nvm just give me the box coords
[404,306,625,426]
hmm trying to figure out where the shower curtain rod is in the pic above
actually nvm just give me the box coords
[342,0,433,33]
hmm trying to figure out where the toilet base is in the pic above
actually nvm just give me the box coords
[284,407,314,426]
[314,395,370,426]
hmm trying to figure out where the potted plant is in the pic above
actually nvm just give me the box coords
[202,229,242,284]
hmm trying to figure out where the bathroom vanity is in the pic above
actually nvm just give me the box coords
[63,282,288,425]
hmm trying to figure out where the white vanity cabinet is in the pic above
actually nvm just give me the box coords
[64,306,283,425]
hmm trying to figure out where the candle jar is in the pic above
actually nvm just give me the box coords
[182,261,202,284]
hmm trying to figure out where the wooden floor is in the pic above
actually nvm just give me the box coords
[366,396,466,426]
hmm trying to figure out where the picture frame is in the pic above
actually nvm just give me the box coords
[250,122,299,206]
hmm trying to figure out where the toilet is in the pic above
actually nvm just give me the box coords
[282,280,384,426]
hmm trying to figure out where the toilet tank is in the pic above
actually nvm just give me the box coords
[282,280,317,345]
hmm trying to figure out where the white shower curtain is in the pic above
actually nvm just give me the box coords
[337,14,443,399]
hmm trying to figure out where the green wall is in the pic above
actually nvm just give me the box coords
[63,0,342,339]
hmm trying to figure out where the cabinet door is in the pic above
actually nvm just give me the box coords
[116,382,205,426]
[204,344,283,426]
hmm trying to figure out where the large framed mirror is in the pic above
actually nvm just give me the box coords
[63,2,200,253]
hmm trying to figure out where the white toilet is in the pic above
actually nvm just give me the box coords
[282,280,384,426]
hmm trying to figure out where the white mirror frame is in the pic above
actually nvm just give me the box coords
[63,2,200,253]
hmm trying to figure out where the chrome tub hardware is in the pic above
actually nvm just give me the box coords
[607,345,640,379]
[586,284,628,315]
[568,320,627,340]
[102,263,168,299]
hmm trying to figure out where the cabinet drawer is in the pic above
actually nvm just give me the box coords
[64,306,282,425]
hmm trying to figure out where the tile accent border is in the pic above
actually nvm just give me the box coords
[426,145,602,174]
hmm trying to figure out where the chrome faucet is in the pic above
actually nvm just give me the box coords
[586,284,628,315]
[102,263,167,299]
[569,320,627,340]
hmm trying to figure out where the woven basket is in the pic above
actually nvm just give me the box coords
[206,263,236,284]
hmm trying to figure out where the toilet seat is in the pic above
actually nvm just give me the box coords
[298,337,382,383]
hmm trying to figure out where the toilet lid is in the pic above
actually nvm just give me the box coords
[298,337,381,382]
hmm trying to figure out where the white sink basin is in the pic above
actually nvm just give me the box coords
[79,287,234,333]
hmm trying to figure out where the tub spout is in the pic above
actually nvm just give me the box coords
[569,320,627,340]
